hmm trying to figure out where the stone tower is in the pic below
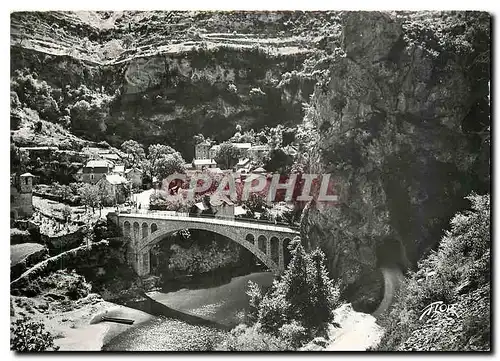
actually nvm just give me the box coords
[195,141,211,160]
[11,173,34,219]
[19,173,34,193]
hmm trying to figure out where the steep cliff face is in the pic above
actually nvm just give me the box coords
[300,12,490,290]
[10,11,341,159]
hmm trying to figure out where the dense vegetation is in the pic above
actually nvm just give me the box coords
[11,316,60,351]
[217,239,340,350]
[377,194,490,351]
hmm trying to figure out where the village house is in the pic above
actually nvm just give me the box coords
[125,167,143,189]
[10,172,34,221]
[113,165,125,176]
[231,142,252,155]
[248,144,270,160]
[96,174,130,206]
[208,144,220,159]
[101,153,122,162]
[81,159,115,184]
[192,159,217,170]
[210,194,235,220]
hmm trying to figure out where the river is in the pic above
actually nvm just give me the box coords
[103,272,274,351]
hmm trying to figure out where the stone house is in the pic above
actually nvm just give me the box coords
[96,174,130,206]
[210,194,235,220]
[125,167,143,189]
[82,159,115,184]
[113,165,125,176]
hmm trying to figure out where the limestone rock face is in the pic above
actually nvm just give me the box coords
[10,11,341,159]
[301,11,490,290]
[342,12,402,64]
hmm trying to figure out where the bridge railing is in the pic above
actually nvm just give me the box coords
[118,208,300,231]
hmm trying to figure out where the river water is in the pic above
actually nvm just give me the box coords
[103,272,274,351]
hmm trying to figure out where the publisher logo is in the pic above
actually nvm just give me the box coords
[419,301,458,321]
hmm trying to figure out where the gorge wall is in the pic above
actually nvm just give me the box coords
[11,11,340,159]
[300,12,490,289]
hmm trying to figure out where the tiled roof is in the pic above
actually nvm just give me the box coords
[250,145,270,151]
[231,142,252,149]
[193,159,216,165]
[85,160,113,168]
[102,153,121,160]
[104,174,129,185]
[125,168,143,174]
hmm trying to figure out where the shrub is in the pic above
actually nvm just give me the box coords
[10,228,32,245]
[246,281,263,325]
[10,316,60,351]
[278,321,308,348]
[216,324,293,351]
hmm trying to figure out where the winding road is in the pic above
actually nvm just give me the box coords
[372,266,405,318]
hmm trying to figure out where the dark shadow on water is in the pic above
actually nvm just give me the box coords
[123,295,232,331]
[160,264,266,293]
[102,294,231,350]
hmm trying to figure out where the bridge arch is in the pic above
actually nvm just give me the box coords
[123,221,131,237]
[257,235,267,254]
[151,223,158,233]
[245,234,255,245]
[133,222,140,245]
[283,237,293,265]
[138,225,279,274]
[270,236,279,263]
[142,222,148,239]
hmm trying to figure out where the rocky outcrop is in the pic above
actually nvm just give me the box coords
[300,12,490,292]
[10,11,342,159]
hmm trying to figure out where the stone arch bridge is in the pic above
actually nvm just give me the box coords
[112,212,300,277]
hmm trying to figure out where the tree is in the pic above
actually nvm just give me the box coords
[78,183,100,213]
[59,184,72,203]
[143,144,186,181]
[308,248,340,336]
[264,149,294,174]
[61,205,72,223]
[258,239,340,340]
[214,142,242,170]
[11,316,60,351]
[193,133,206,145]
[155,154,185,180]
[246,281,263,325]
[121,140,145,167]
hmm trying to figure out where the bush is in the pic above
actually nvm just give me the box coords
[215,324,293,351]
[10,228,32,245]
[278,321,308,348]
[246,281,263,325]
[10,316,60,351]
